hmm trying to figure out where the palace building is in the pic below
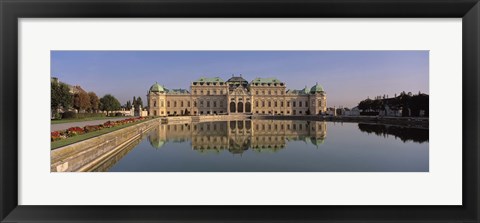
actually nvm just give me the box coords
[147,76,327,116]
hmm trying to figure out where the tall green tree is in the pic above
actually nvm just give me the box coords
[100,94,121,115]
[136,96,143,110]
[126,100,132,110]
[51,82,73,115]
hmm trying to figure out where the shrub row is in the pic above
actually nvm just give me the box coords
[61,111,107,119]
[51,117,148,142]
[360,111,380,116]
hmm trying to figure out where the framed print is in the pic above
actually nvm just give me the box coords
[1,0,479,222]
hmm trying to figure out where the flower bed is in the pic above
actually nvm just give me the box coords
[51,117,148,142]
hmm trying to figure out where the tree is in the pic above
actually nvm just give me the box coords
[136,96,143,110]
[100,94,121,115]
[358,98,373,111]
[73,91,90,113]
[371,99,383,111]
[88,92,99,113]
[126,100,132,110]
[51,82,73,115]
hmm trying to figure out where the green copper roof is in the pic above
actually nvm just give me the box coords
[251,77,282,84]
[149,82,165,92]
[310,83,325,93]
[303,86,309,94]
[195,77,225,82]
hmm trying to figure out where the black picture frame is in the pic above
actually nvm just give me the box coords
[1,0,479,222]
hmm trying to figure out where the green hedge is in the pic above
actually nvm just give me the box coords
[61,111,106,119]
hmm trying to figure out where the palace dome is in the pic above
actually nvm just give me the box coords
[227,76,248,83]
[149,82,165,92]
[310,83,324,93]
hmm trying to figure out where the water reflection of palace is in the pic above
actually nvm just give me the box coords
[148,120,327,154]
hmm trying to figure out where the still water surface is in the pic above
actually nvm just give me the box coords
[106,120,428,172]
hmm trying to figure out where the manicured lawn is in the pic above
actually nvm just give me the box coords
[51,116,122,124]
[51,118,152,150]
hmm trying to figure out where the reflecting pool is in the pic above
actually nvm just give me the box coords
[103,120,428,172]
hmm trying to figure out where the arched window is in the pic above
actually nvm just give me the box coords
[237,102,244,113]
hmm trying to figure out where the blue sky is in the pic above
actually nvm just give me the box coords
[51,51,428,108]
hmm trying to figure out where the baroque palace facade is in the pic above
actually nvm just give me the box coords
[147,76,327,116]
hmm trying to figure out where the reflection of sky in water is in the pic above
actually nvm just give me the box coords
[107,121,428,172]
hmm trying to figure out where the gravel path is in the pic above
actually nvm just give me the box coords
[51,117,131,132]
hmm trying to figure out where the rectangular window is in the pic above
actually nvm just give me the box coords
[287,101,290,107]
[207,101,210,107]
[214,101,217,107]
[181,101,184,107]
[305,101,308,107]
[293,101,296,107]
[153,101,157,107]
[174,101,177,107]
[299,101,302,107]
[262,101,265,107]
[256,101,259,107]
[274,101,277,107]
[167,101,170,107]
[188,101,191,107]
[268,101,271,107]
[281,101,284,107]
